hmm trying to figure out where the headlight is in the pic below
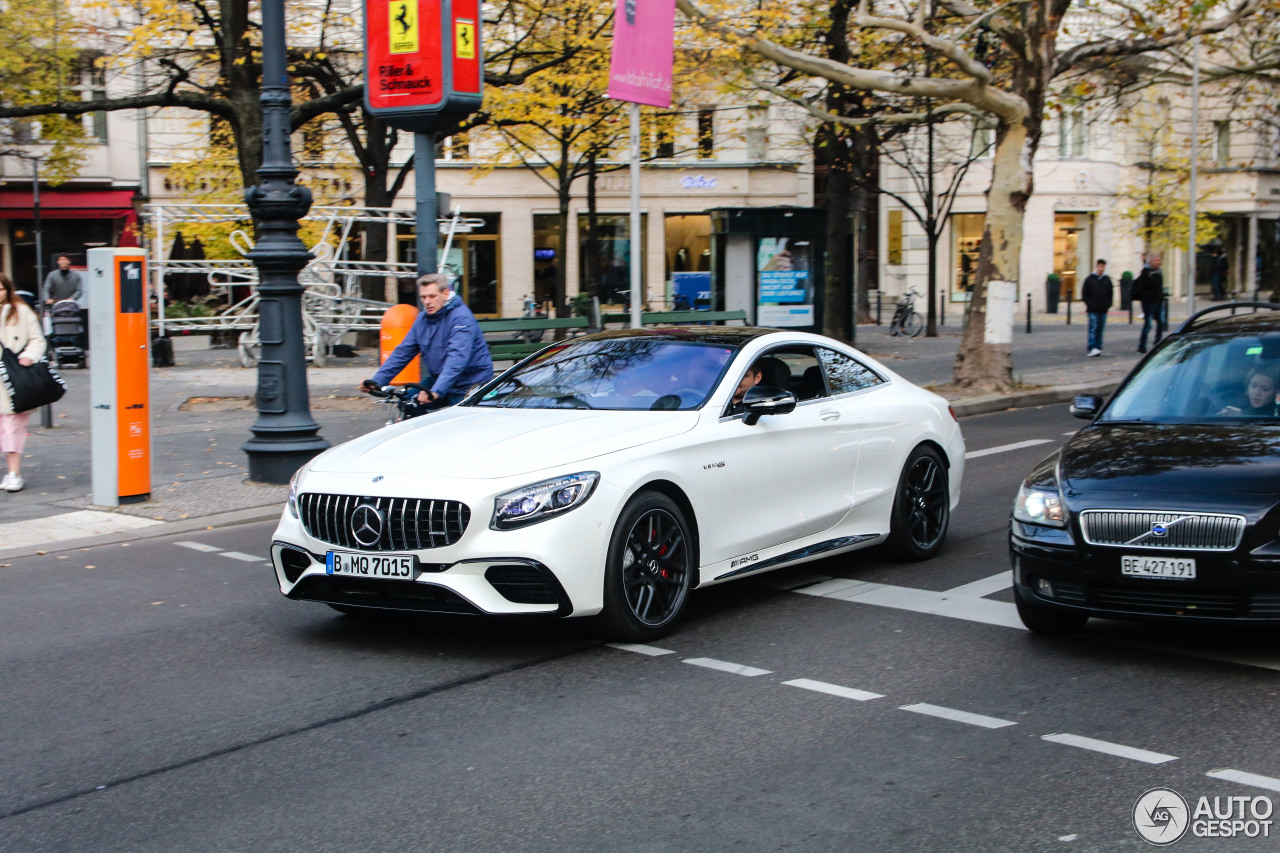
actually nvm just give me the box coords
[491,472,599,530]
[1013,481,1066,527]
[287,468,301,518]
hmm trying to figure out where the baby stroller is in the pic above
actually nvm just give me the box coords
[47,300,87,368]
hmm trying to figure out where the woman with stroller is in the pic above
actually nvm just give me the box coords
[0,272,47,492]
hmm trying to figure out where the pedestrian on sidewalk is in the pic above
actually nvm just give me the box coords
[0,272,48,492]
[41,254,83,307]
[1133,254,1165,353]
[1081,259,1113,357]
[1211,247,1229,301]
[360,273,493,416]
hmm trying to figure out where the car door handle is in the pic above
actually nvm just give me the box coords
[820,410,840,421]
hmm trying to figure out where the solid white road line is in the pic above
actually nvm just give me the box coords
[942,573,1013,599]
[1206,768,1280,793]
[176,541,222,553]
[0,511,161,550]
[965,439,1055,459]
[1041,733,1177,764]
[783,679,884,702]
[683,658,772,677]
[219,551,266,562]
[900,703,1017,729]
[607,643,676,657]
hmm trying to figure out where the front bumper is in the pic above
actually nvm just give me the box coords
[1010,520,1280,622]
[271,475,625,618]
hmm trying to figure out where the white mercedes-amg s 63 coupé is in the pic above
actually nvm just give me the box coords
[270,327,964,640]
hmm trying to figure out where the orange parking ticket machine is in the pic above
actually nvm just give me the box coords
[380,303,421,385]
[88,248,151,506]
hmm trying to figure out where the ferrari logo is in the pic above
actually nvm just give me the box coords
[455,20,475,59]
[389,1,418,54]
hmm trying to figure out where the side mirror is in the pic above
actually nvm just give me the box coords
[1069,394,1103,420]
[742,385,797,425]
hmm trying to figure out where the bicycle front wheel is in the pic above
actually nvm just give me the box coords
[902,312,924,337]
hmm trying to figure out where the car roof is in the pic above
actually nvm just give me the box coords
[566,326,780,348]
[1176,309,1280,338]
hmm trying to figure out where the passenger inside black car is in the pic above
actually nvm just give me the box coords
[1216,367,1278,417]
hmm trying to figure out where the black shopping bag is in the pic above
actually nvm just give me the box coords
[0,345,66,413]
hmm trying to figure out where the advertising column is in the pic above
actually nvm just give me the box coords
[88,247,151,506]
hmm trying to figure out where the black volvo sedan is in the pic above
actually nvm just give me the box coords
[1010,305,1280,633]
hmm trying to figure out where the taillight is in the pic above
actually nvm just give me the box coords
[948,405,959,422]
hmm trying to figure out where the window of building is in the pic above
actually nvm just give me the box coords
[1059,111,1085,158]
[436,134,470,160]
[746,105,768,160]
[395,214,501,315]
[74,57,107,143]
[950,213,984,302]
[1213,120,1230,168]
[697,108,715,159]
[577,213,647,306]
[970,121,994,158]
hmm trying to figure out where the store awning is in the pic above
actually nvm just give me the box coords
[0,188,138,219]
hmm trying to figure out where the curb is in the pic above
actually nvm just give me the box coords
[948,380,1118,418]
[0,504,283,561]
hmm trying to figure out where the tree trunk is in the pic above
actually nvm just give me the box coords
[953,122,1030,392]
[820,141,851,343]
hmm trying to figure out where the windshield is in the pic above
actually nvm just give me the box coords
[1102,332,1280,424]
[472,338,736,410]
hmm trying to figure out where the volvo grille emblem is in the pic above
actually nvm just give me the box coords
[372,475,384,483]
[351,504,384,547]
[1151,522,1169,537]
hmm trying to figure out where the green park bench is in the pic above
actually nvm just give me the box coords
[599,309,748,326]
[479,316,591,362]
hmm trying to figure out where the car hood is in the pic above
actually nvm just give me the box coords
[309,406,701,479]
[1062,423,1280,496]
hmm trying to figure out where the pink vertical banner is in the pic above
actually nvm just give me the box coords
[607,0,675,107]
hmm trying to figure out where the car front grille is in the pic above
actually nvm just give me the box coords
[1090,585,1240,617]
[299,493,470,551]
[287,576,481,614]
[1080,510,1245,551]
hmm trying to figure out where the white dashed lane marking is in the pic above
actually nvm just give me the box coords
[219,551,267,562]
[964,439,1055,459]
[796,579,1023,629]
[683,658,772,677]
[608,643,675,657]
[1041,733,1178,764]
[783,679,883,702]
[176,541,223,553]
[941,573,1012,598]
[900,703,1017,730]
[1206,769,1280,793]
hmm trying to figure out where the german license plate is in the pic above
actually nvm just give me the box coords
[1121,555,1196,580]
[326,551,417,579]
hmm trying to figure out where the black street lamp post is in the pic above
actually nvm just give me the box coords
[241,0,329,483]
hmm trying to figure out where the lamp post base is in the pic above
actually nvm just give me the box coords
[243,434,330,484]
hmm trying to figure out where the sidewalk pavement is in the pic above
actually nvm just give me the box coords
[0,298,1207,559]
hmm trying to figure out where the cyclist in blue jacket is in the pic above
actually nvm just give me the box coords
[360,273,493,414]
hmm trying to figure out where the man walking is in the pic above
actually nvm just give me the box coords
[1211,247,1229,301]
[1133,254,1165,354]
[1081,259,1113,357]
[360,273,493,415]
[42,254,83,306]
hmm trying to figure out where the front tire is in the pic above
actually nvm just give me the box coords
[1014,586,1088,635]
[887,445,950,561]
[902,312,924,337]
[594,492,694,642]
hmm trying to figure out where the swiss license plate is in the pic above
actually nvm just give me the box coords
[1121,555,1196,580]
[326,551,417,580]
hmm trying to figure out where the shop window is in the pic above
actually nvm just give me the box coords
[395,214,501,315]
[666,214,711,309]
[951,213,984,302]
[578,213,647,306]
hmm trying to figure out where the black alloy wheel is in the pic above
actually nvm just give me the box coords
[595,492,693,641]
[887,445,950,560]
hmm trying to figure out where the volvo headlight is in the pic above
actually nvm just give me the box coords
[1013,481,1066,527]
[287,468,302,518]
[492,472,599,530]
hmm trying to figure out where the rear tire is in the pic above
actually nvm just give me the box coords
[887,445,950,561]
[1014,586,1088,635]
[594,492,694,642]
[902,312,924,337]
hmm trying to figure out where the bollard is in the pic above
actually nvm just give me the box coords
[1129,300,1134,325]
[1026,294,1032,334]
[1066,296,1072,325]
[939,291,945,327]
[876,290,882,325]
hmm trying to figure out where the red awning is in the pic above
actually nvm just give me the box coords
[0,188,138,219]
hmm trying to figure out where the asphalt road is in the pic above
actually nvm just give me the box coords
[3,405,1279,852]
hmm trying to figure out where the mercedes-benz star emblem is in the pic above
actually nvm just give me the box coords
[351,504,384,547]
[372,475,384,483]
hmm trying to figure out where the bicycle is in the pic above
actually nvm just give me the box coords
[889,288,924,337]
[365,382,436,426]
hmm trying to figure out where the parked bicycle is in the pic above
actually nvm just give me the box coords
[889,288,924,337]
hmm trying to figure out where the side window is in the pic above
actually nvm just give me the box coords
[818,348,885,395]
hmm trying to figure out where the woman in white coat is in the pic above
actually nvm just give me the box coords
[0,272,47,491]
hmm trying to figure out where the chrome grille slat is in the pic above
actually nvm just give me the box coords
[298,492,470,551]
[1080,509,1245,551]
